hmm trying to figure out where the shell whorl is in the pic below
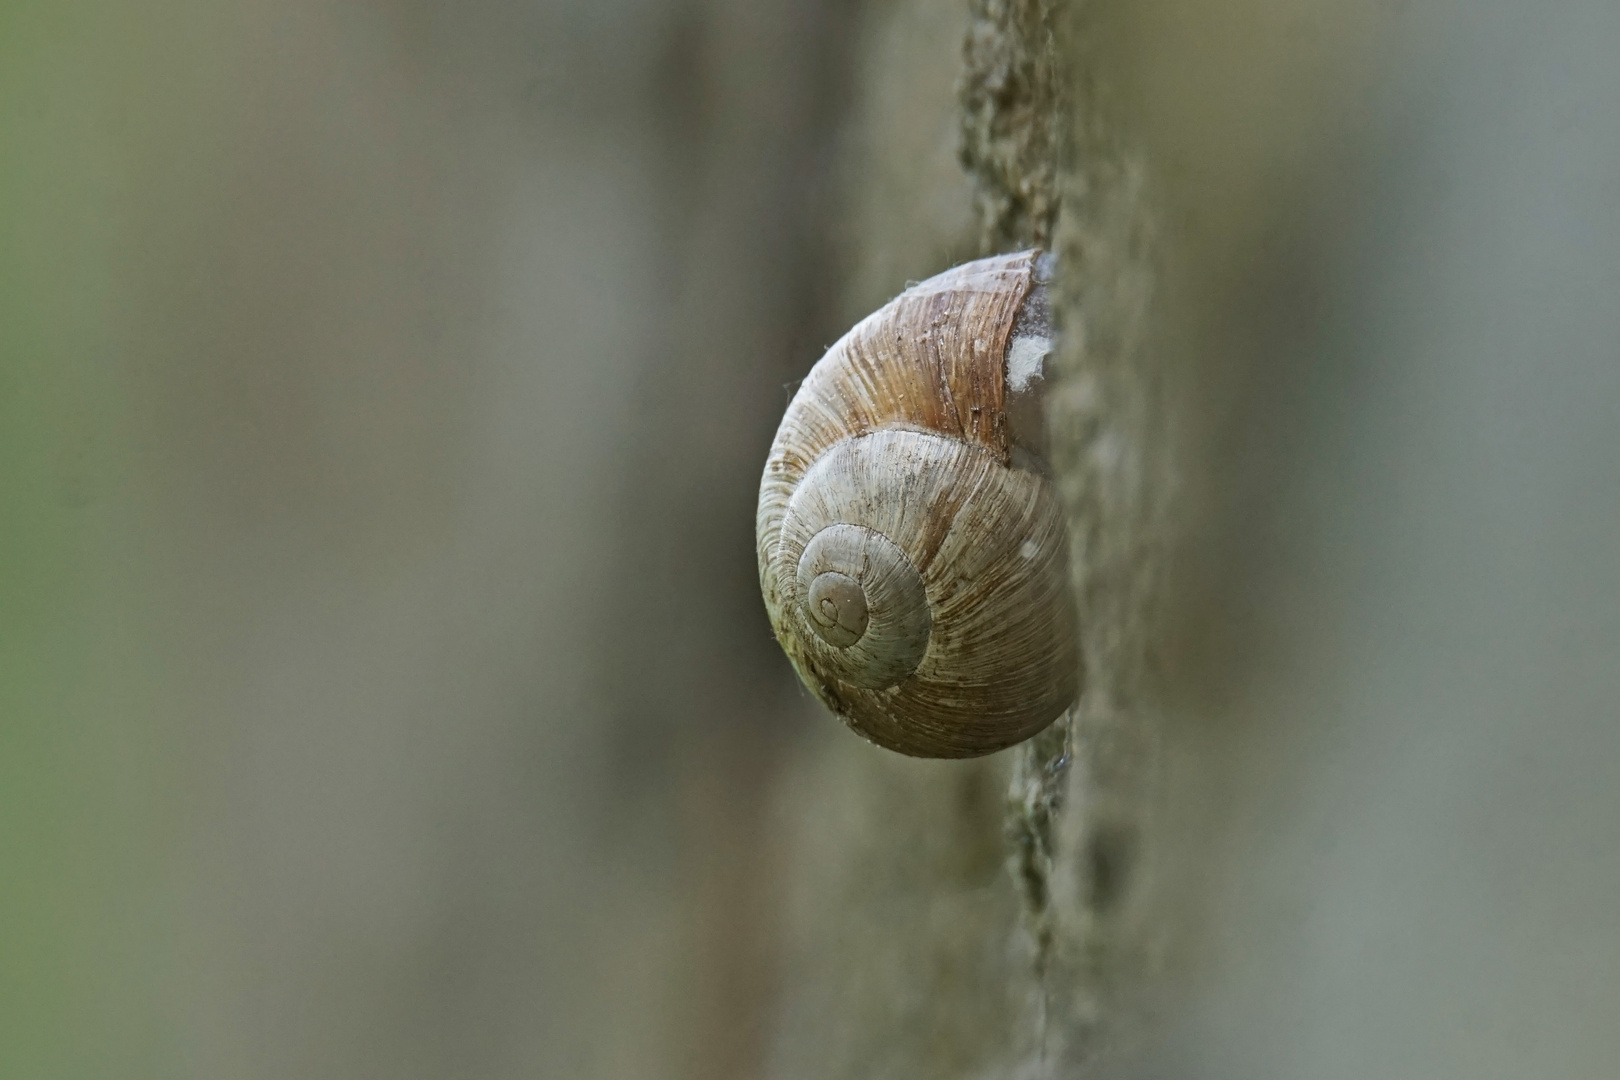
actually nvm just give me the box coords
[757,250,1080,758]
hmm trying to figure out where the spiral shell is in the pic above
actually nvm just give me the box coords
[757,250,1080,757]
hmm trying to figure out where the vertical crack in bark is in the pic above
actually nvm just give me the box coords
[1005,708,1073,964]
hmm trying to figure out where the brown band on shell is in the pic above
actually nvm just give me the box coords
[756,250,1041,618]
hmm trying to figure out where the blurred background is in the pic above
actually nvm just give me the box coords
[3,1,1619,1079]
[2,1,868,1075]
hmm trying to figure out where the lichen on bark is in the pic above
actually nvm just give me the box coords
[958,0,1067,254]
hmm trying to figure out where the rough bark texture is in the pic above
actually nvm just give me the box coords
[1017,32,1149,1080]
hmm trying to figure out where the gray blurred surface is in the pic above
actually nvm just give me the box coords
[5,1,849,1077]
[1142,3,1620,1076]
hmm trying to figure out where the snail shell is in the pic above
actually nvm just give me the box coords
[757,250,1080,758]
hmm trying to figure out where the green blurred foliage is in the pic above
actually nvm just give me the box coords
[1,3,181,1075]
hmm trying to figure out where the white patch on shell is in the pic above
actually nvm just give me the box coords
[1006,334,1051,393]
